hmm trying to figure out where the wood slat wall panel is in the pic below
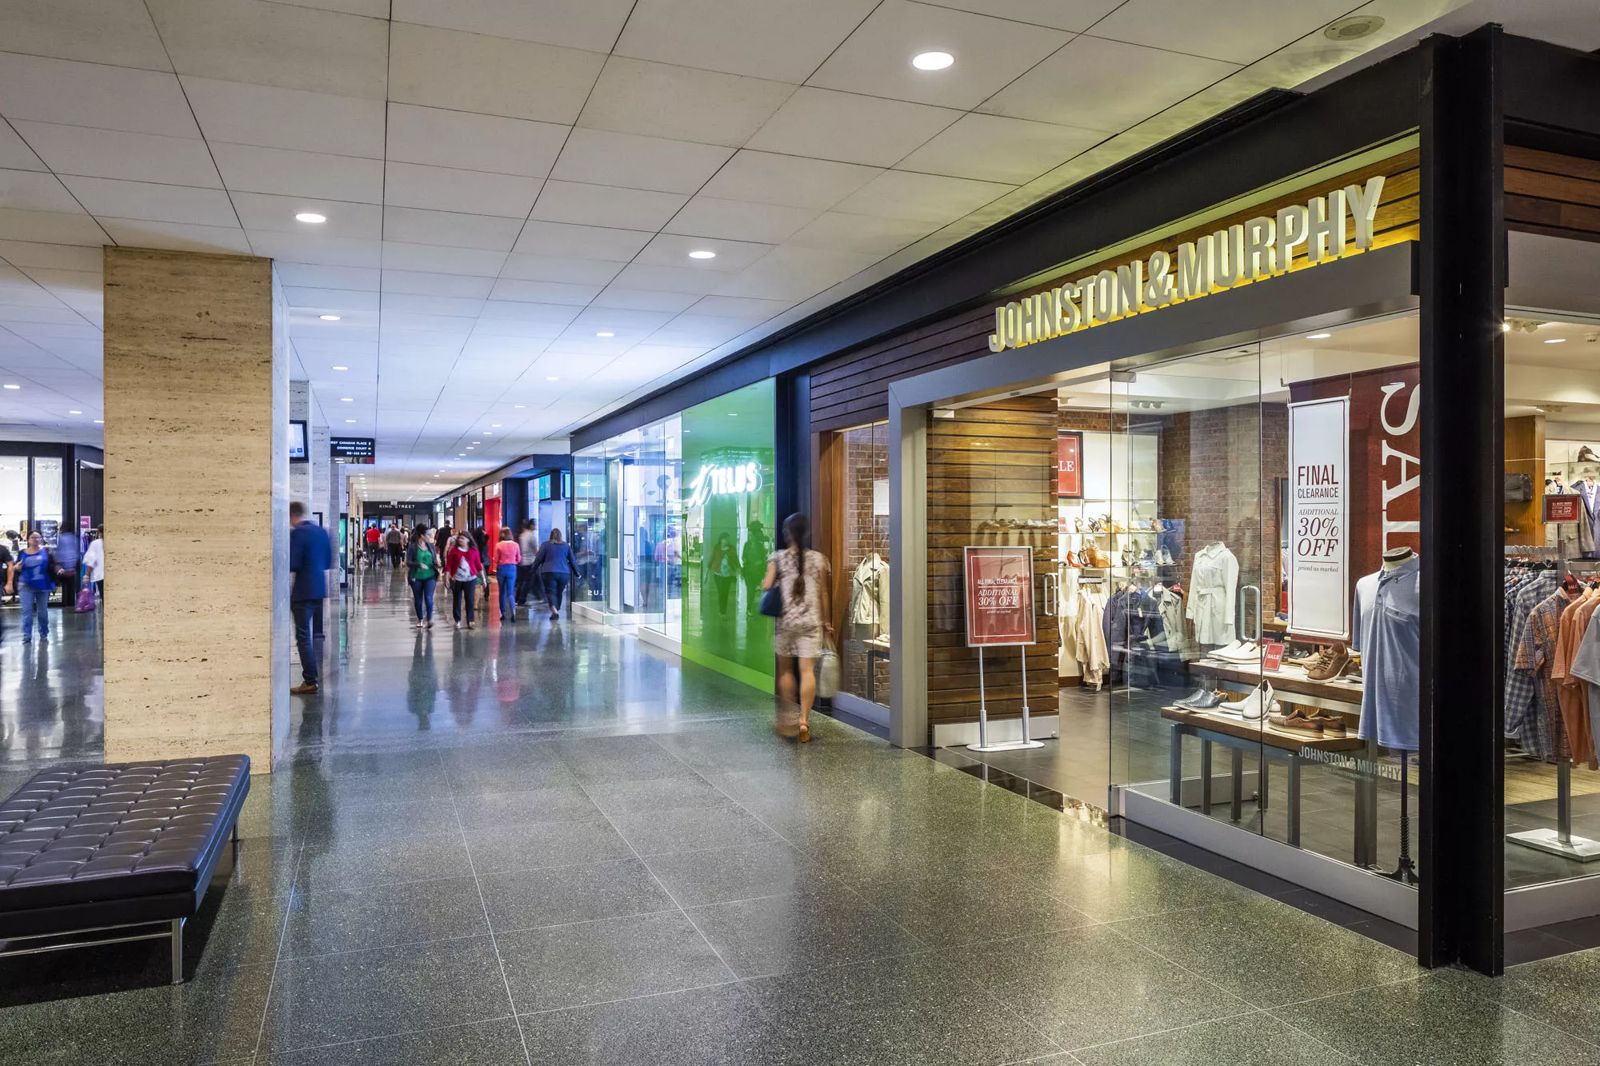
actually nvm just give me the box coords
[926,396,1059,727]
[1505,147,1600,243]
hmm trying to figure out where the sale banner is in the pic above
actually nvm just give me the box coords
[1546,494,1583,524]
[963,546,1036,647]
[1057,432,1082,498]
[1287,396,1351,641]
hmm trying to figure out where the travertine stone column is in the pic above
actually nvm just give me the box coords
[103,247,289,769]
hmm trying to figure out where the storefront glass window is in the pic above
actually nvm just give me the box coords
[836,422,890,708]
[571,448,607,610]
[32,456,62,546]
[643,416,684,642]
[0,456,26,537]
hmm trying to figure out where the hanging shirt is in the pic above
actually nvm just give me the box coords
[848,554,891,633]
[1506,569,1558,755]
[1351,556,1422,751]
[1074,585,1109,686]
[1514,587,1576,763]
[1561,591,1600,769]
[1185,542,1239,646]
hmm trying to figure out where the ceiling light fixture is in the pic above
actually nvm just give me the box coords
[319,314,340,322]
[69,409,81,414]
[332,365,348,371]
[1546,337,1567,344]
[345,418,357,423]
[295,211,327,224]
[514,404,525,409]
[1,384,18,390]
[728,411,738,417]
[546,375,560,382]
[911,50,954,71]
[688,249,717,260]
[339,396,353,402]
[94,419,104,424]
[1306,332,1332,340]
[596,330,615,337]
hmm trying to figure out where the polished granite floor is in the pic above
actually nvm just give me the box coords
[5,574,1600,1063]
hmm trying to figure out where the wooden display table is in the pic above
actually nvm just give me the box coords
[1165,656,1379,862]
[861,636,891,703]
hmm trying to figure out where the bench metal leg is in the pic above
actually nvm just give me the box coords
[1229,749,1244,824]
[1287,758,1302,848]
[170,918,185,985]
[1168,725,1183,805]
[1200,740,1213,814]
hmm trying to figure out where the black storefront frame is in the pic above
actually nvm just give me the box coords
[566,28,1600,975]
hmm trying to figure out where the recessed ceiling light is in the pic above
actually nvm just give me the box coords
[1502,322,1512,333]
[1545,337,1567,344]
[1306,332,1332,340]
[344,418,357,424]
[332,365,349,371]
[457,453,465,457]
[94,418,104,424]
[2,384,18,390]
[470,441,479,445]
[596,330,615,338]
[514,404,525,409]
[295,211,327,224]
[490,423,501,427]
[339,396,353,402]
[69,409,81,414]
[546,375,560,382]
[728,411,738,417]
[911,50,954,71]
[688,249,717,260]
[319,314,340,322]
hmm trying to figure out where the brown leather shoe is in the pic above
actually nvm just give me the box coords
[1307,645,1350,681]
[290,682,319,695]
[1269,710,1322,733]
[1311,712,1348,736]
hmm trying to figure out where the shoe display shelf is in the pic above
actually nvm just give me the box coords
[1160,656,1379,863]
[1057,498,1182,572]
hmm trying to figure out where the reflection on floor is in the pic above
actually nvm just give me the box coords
[2,576,1600,1063]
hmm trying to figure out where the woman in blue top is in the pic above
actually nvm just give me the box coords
[529,528,577,620]
[12,531,56,643]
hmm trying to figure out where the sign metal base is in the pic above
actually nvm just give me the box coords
[1508,828,1600,862]
[968,739,1047,753]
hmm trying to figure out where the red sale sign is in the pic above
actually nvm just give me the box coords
[1546,495,1583,524]
[1057,432,1082,498]
[963,546,1036,647]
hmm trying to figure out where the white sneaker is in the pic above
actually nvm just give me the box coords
[1211,640,1246,659]
[1212,641,1261,663]
[1219,682,1276,720]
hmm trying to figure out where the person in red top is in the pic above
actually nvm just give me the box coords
[444,532,484,629]
[363,523,381,570]
[492,526,521,623]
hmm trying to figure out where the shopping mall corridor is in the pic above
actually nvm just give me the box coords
[2,573,1600,1065]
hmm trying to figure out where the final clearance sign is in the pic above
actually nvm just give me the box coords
[987,176,1386,353]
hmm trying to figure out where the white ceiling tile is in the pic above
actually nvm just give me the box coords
[378,292,484,318]
[812,1,1072,109]
[382,207,523,251]
[381,242,508,276]
[511,221,652,262]
[746,87,960,167]
[589,287,701,313]
[0,170,81,214]
[833,170,1013,224]
[469,317,564,339]
[12,121,222,188]
[58,176,237,227]
[499,254,625,286]
[530,181,688,231]
[788,210,935,256]
[98,217,252,255]
[274,0,389,15]
[285,286,381,313]
[233,191,383,238]
[211,143,383,202]
[0,125,44,173]
[275,263,381,291]
[689,295,794,320]
[380,270,496,298]
[0,0,172,70]
[183,76,387,157]
[391,0,636,51]
[0,208,105,245]
[478,301,582,326]
[488,278,603,306]
[385,104,569,179]
[250,232,381,267]
[615,0,877,82]
[663,197,817,243]
[1092,0,1362,64]
[567,306,677,331]
[388,22,605,124]
[578,58,796,148]
[378,311,472,335]
[649,314,750,346]
[909,0,1121,32]
[383,163,541,219]
[145,0,389,98]
[697,151,882,211]
[608,264,722,295]
[550,129,733,195]
[711,245,877,299]
[979,36,1238,130]
[896,113,1104,184]
[633,233,772,271]
[0,241,102,271]
[0,54,198,138]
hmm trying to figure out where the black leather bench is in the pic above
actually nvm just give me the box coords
[0,755,250,984]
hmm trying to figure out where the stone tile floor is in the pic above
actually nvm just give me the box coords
[0,573,1599,1063]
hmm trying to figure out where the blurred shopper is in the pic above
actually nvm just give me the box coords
[742,519,770,615]
[493,526,521,623]
[530,528,577,620]
[53,528,80,612]
[82,529,104,603]
[707,532,738,614]
[761,513,832,743]
[385,524,404,568]
[445,531,483,630]
[408,527,439,629]
[364,523,381,569]
[12,530,57,644]
[289,502,332,695]
[516,520,540,609]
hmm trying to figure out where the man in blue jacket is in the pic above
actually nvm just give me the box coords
[289,501,332,696]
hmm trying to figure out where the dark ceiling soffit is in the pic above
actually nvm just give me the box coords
[435,452,572,504]
[571,40,1427,449]
[1501,33,1600,153]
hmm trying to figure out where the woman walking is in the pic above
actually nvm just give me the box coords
[408,527,439,629]
[493,526,521,623]
[82,529,105,604]
[12,531,58,644]
[444,532,483,629]
[761,513,832,743]
[530,528,577,620]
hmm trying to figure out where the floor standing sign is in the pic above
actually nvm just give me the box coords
[962,545,1044,752]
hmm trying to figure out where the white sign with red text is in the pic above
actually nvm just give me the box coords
[1288,396,1350,641]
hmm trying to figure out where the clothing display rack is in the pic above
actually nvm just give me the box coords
[1504,543,1600,862]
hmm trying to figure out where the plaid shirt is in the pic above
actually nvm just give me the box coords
[1504,572,1549,748]
[1514,587,1573,761]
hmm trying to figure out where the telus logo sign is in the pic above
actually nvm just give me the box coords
[686,461,762,509]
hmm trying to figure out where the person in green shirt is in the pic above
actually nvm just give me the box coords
[408,528,439,629]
